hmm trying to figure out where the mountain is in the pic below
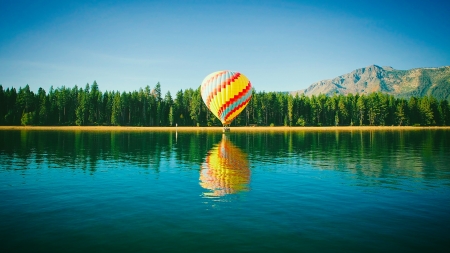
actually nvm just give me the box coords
[291,65,450,101]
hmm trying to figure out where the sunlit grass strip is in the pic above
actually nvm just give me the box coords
[1,126,450,132]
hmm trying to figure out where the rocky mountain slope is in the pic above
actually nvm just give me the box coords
[291,65,450,101]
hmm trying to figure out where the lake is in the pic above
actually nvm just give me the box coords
[1,129,449,252]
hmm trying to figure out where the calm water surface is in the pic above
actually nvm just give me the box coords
[1,129,449,252]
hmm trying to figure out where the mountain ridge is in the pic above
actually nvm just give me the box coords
[291,65,450,101]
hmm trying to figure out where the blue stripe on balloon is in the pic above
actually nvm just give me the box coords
[219,89,252,120]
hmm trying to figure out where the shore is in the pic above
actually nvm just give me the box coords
[1,125,449,132]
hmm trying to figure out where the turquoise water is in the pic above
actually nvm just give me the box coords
[1,129,449,252]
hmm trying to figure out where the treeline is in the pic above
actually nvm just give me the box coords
[1,82,449,126]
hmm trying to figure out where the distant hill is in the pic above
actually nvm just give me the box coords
[291,65,450,101]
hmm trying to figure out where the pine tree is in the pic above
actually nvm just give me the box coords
[111,92,122,126]
[395,100,407,126]
[356,95,366,126]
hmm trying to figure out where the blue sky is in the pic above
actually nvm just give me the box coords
[1,0,449,95]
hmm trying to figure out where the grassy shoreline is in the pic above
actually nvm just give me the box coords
[1,125,449,132]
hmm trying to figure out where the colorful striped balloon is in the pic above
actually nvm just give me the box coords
[201,70,252,126]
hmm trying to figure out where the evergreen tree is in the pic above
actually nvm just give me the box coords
[338,95,348,126]
[189,88,201,126]
[88,81,100,124]
[367,92,379,126]
[287,94,293,126]
[439,100,450,125]
[356,95,366,126]
[419,96,434,125]
[37,88,48,125]
[174,89,184,126]
[395,100,407,126]
[408,97,419,125]
[111,92,122,126]
[76,88,87,126]
[163,91,173,126]
[17,85,35,125]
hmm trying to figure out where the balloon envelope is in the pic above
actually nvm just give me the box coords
[201,71,252,125]
[200,135,250,196]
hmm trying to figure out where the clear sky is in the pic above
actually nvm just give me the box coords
[1,0,449,95]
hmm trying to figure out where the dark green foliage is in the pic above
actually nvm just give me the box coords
[1,83,449,126]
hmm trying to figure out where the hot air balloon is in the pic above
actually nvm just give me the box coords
[200,135,250,197]
[201,71,252,130]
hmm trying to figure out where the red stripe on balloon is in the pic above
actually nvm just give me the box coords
[206,72,238,107]
[202,72,225,105]
[205,72,241,108]
[201,71,226,94]
[224,95,252,125]
[217,81,252,120]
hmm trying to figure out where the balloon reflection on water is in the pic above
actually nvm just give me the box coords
[200,135,250,197]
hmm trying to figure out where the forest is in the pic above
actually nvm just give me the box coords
[1,81,449,127]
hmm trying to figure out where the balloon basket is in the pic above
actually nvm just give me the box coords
[223,127,230,133]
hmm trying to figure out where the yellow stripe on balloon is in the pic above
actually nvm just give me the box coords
[224,99,250,124]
